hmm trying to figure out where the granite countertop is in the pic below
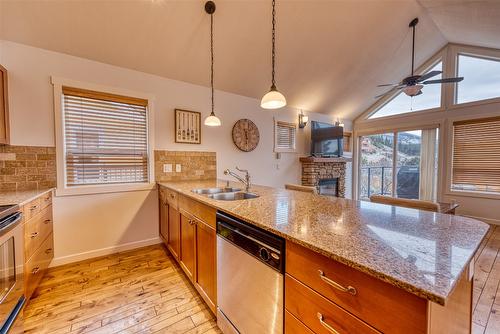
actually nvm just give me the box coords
[159,179,489,306]
[0,188,54,206]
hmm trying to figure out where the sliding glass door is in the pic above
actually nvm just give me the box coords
[359,128,438,201]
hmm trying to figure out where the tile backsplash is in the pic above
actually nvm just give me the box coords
[0,145,57,191]
[155,151,216,182]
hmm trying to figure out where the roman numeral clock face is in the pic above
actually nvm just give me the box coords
[232,119,260,152]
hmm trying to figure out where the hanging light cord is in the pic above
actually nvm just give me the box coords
[210,12,215,115]
[411,22,415,76]
[271,0,276,89]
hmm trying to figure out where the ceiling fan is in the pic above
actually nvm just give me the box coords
[375,18,463,99]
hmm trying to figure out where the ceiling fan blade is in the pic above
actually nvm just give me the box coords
[417,70,442,82]
[377,83,401,87]
[422,77,464,85]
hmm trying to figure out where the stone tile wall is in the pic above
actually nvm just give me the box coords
[0,145,57,191]
[301,161,346,197]
[155,151,216,182]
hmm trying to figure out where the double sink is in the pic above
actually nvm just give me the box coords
[192,187,259,201]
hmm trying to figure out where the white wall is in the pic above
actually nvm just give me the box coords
[0,40,352,265]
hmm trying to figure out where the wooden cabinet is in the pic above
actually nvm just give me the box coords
[23,190,54,302]
[180,213,196,281]
[159,191,168,243]
[285,240,474,334]
[158,186,217,314]
[167,206,180,260]
[194,216,216,311]
[0,65,10,144]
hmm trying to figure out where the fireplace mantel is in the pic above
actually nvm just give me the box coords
[299,156,352,163]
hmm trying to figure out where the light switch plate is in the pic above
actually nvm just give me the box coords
[163,164,173,173]
[176,164,182,173]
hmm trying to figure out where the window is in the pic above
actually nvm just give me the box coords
[369,62,443,119]
[456,54,500,104]
[359,128,438,201]
[274,120,296,152]
[452,117,500,194]
[62,86,149,187]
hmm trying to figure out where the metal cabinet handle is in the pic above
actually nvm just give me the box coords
[317,313,340,334]
[44,219,51,224]
[45,248,53,254]
[318,270,357,295]
[30,232,39,239]
[32,267,40,274]
[30,205,38,211]
[170,194,175,199]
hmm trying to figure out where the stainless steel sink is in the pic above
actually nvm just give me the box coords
[192,187,241,195]
[208,192,260,201]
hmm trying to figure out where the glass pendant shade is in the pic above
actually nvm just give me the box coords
[204,113,221,126]
[403,84,424,97]
[261,86,287,109]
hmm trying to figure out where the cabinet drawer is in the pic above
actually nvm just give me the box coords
[166,189,178,209]
[23,197,42,221]
[286,241,427,334]
[285,310,314,334]
[25,232,54,300]
[25,205,53,261]
[286,275,380,334]
[179,195,216,229]
[40,191,52,209]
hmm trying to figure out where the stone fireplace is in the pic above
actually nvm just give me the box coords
[299,157,351,197]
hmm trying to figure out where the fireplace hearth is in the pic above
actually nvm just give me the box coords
[299,156,350,198]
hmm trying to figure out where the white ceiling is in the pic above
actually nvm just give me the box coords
[0,0,499,120]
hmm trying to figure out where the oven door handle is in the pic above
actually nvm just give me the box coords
[0,212,22,234]
[0,295,25,333]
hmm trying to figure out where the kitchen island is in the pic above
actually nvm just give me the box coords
[158,180,489,334]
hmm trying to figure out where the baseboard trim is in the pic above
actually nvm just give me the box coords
[50,237,162,267]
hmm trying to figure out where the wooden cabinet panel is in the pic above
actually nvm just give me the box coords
[25,233,54,300]
[285,310,315,334]
[286,241,427,334]
[25,205,53,262]
[167,206,180,260]
[179,195,216,229]
[159,199,169,244]
[285,275,380,334]
[180,213,196,281]
[0,65,10,144]
[195,218,216,313]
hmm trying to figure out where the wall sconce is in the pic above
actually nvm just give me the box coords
[298,111,308,128]
[335,118,344,128]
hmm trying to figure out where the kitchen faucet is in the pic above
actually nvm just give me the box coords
[224,167,251,192]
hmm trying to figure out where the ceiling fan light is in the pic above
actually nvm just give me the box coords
[204,113,222,127]
[403,84,424,97]
[261,87,287,109]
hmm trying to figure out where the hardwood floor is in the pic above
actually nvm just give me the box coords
[473,225,500,334]
[23,225,500,334]
[23,244,221,334]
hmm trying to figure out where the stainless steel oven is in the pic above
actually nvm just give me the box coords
[0,205,25,334]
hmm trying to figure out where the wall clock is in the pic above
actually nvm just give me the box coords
[232,119,260,152]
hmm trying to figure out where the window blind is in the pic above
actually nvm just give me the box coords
[62,87,149,187]
[275,121,296,151]
[452,117,500,193]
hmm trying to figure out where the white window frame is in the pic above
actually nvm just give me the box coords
[52,77,156,196]
[274,119,297,153]
[449,44,500,108]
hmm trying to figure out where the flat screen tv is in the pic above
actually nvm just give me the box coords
[310,121,343,157]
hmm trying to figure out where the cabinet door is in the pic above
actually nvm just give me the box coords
[180,213,196,281]
[0,65,9,145]
[167,206,180,260]
[195,219,216,312]
[159,199,169,244]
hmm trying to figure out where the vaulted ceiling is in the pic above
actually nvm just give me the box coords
[1,0,499,120]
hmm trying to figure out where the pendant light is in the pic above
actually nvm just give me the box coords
[261,0,286,109]
[204,1,221,126]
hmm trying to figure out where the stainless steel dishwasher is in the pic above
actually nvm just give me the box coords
[216,211,285,334]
